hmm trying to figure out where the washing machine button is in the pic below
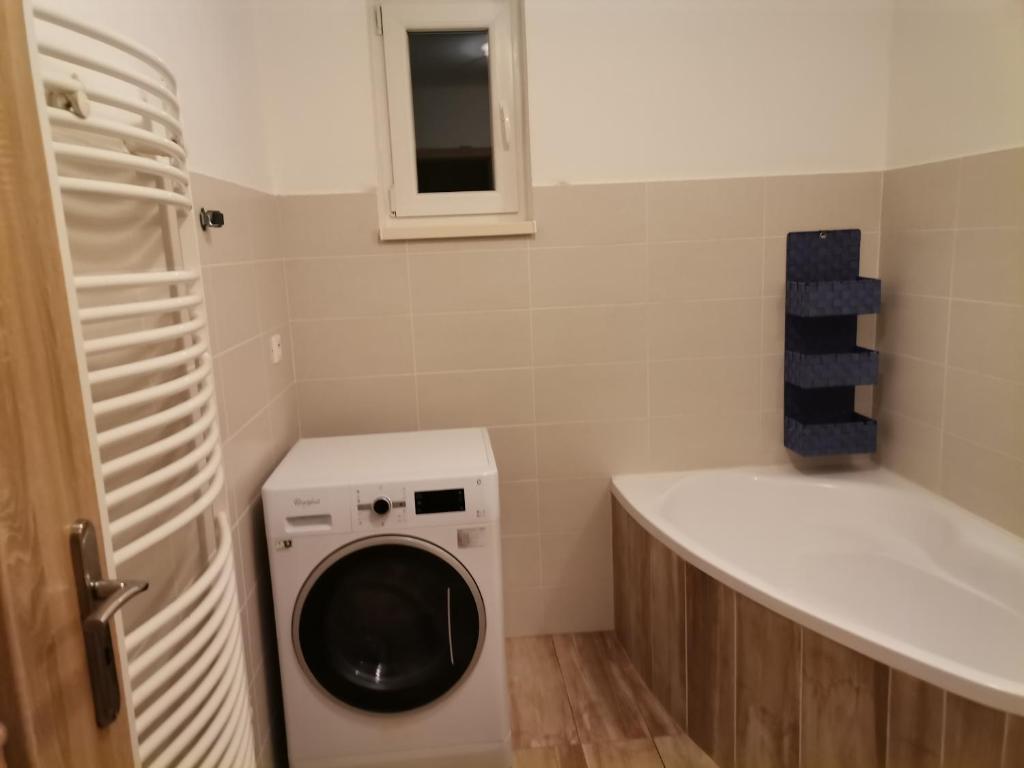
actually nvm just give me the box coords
[372,496,392,515]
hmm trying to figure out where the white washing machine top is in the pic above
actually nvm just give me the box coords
[263,428,500,539]
[264,427,496,488]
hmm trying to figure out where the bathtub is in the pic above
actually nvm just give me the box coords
[611,465,1024,720]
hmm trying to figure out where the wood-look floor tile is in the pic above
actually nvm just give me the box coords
[655,734,720,768]
[886,670,942,768]
[514,745,588,768]
[1005,715,1024,768]
[553,632,650,744]
[735,594,799,768]
[685,563,736,768]
[605,631,681,739]
[801,629,887,768]
[943,693,1005,768]
[648,537,686,728]
[508,636,580,748]
[581,739,665,768]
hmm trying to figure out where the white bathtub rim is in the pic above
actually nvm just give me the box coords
[611,465,1024,718]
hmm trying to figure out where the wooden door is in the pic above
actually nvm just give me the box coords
[0,1,136,766]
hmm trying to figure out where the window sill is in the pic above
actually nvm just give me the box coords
[379,219,537,242]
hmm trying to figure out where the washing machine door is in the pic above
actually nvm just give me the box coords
[293,534,486,713]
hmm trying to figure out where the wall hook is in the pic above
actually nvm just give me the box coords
[199,208,225,231]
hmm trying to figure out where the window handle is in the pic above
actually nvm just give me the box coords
[499,103,512,150]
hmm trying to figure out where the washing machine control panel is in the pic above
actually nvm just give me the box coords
[352,476,495,530]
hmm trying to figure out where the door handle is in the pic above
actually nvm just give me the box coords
[70,520,148,727]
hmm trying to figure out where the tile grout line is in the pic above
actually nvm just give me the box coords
[934,158,964,495]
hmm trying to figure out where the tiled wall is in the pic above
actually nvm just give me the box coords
[876,147,1024,537]
[192,173,297,767]
[613,498,1024,768]
[278,171,883,636]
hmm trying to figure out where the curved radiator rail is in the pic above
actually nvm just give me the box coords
[31,5,256,766]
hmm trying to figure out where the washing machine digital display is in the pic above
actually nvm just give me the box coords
[294,536,485,714]
[413,488,466,515]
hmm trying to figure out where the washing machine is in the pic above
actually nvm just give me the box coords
[262,428,511,768]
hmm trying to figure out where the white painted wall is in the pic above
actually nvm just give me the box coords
[886,0,1024,168]
[525,0,894,185]
[250,0,895,193]
[39,0,275,192]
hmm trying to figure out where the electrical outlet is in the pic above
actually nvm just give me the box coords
[269,333,283,365]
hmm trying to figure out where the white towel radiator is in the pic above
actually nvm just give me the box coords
[23,4,256,766]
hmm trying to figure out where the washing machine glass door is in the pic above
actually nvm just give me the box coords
[294,535,485,713]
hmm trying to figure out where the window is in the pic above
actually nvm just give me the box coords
[371,0,534,239]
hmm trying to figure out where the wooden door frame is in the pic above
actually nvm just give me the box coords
[0,2,134,765]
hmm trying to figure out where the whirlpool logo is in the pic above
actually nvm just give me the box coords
[292,496,321,508]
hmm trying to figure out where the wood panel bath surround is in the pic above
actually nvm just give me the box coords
[611,497,1024,768]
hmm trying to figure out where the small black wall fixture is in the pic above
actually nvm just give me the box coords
[198,207,224,231]
[784,229,880,456]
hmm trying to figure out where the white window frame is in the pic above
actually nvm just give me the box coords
[370,0,535,240]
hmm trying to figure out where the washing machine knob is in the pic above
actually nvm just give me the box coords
[372,496,392,515]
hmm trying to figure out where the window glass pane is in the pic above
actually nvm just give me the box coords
[408,30,494,194]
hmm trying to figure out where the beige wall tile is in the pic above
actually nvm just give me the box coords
[530,244,647,307]
[503,536,542,590]
[651,410,761,471]
[762,296,786,354]
[266,387,300,460]
[277,192,397,257]
[876,293,949,363]
[489,425,538,481]
[535,363,647,423]
[206,263,262,352]
[533,305,647,365]
[947,301,1024,382]
[951,228,1024,304]
[217,337,270,436]
[764,171,882,236]
[409,249,529,312]
[880,229,955,297]
[536,420,649,478]
[247,189,281,262]
[533,183,646,247]
[192,174,254,265]
[413,311,532,372]
[264,327,294,399]
[876,353,946,427]
[417,369,534,428]
[405,234,530,254]
[285,254,409,319]
[881,159,959,231]
[647,177,764,242]
[957,148,1024,228]
[538,477,612,533]
[503,588,548,637]
[760,355,784,413]
[654,356,760,418]
[650,299,761,359]
[875,411,942,491]
[649,238,763,301]
[292,317,413,379]
[500,481,540,536]
[943,367,1024,458]
[223,410,274,513]
[540,520,612,588]
[296,376,417,436]
[941,435,1024,537]
[531,582,615,636]
[253,260,290,332]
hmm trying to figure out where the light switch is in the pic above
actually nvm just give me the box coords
[269,333,283,364]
